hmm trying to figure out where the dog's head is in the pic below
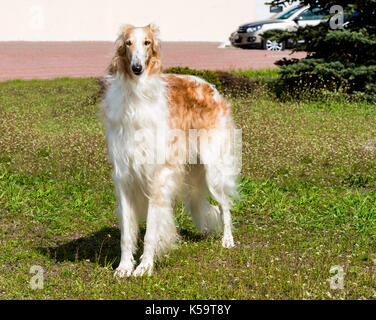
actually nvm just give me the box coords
[108,24,162,78]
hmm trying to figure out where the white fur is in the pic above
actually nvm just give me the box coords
[102,28,237,277]
[131,28,147,71]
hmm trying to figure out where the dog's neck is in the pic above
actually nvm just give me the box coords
[120,71,164,102]
[103,69,168,130]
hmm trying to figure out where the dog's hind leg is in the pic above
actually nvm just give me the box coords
[133,167,179,277]
[204,164,236,248]
[184,165,222,234]
[114,179,143,278]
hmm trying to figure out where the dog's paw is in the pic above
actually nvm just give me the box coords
[133,261,153,277]
[222,234,235,248]
[114,263,134,278]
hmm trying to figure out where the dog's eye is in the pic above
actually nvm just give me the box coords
[125,40,132,46]
[144,40,151,46]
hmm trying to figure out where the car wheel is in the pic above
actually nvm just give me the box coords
[263,39,285,51]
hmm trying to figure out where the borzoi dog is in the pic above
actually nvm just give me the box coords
[102,24,238,277]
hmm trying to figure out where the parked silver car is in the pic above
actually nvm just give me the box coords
[230,5,327,51]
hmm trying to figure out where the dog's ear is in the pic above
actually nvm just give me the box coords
[115,24,134,55]
[107,55,120,75]
[108,24,134,75]
[145,23,162,75]
[114,35,125,56]
[147,23,160,38]
[121,24,135,36]
[147,23,161,49]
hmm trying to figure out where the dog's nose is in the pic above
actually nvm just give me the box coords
[131,64,143,75]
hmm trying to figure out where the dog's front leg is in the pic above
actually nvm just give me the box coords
[133,168,178,277]
[114,179,139,278]
[132,204,165,276]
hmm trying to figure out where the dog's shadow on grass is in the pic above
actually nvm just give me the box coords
[38,227,123,268]
[38,225,205,269]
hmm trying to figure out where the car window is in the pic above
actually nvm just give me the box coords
[297,7,327,20]
[277,5,303,19]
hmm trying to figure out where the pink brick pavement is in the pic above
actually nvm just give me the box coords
[0,42,306,80]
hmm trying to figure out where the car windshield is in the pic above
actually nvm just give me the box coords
[297,7,329,20]
[276,5,303,19]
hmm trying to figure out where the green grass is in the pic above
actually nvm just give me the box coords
[231,68,279,80]
[0,76,376,299]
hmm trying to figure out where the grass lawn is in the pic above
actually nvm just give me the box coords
[0,76,376,299]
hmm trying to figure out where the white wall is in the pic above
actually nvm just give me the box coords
[0,0,275,42]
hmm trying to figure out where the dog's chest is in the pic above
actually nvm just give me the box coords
[105,87,169,179]
[114,115,162,164]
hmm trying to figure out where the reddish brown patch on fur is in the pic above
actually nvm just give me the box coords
[107,25,135,75]
[144,25,162,76]
[164,74,229,131]
[107,25,134,77]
